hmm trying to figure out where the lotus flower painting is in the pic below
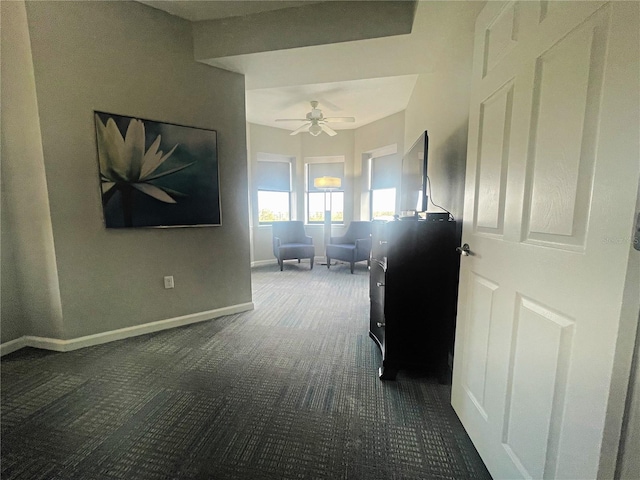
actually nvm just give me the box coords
[94,112,220,228]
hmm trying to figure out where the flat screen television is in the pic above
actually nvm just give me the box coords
[400,130,429,215]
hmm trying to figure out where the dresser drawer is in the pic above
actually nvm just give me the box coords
[369,261,386,304]
[369,261,386,351]
[371,221,388,262]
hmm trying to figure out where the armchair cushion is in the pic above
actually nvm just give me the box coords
[272,221,315,271]
[326,221,372,273]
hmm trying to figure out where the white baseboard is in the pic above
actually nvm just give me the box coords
[0,302,254,356]
[251,258,322,268]
[251,259,278,267]
[0,337,29,356]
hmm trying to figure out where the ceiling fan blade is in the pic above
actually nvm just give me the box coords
[290,123,311,136]
[320,124,337,137]
[275,118,308,122]
[324,117,356,123]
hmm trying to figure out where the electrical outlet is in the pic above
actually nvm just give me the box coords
[164,276,174,289]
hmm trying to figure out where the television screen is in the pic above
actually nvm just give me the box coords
[400,130,429,214]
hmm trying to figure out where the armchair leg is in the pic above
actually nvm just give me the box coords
[350,262,355,274]
[326,255,331,269]
[310,257,314,270]
[279,259,284,271]
[298,259,301,263]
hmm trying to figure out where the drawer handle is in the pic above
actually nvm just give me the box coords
[376,282,385,287]
[379,240,388,245]
[376,322,386,328]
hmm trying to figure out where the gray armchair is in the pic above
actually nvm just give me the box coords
[272,221,315,271]
[326,221,372,273]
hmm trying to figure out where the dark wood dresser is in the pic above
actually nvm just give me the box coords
[369,218,459,381]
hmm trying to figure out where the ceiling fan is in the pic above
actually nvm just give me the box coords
[275,101,355,136]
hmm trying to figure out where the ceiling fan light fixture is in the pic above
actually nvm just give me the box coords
[309,124,322,136]
[275,101,355,137]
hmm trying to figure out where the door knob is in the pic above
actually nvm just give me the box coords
[456,243,472,256]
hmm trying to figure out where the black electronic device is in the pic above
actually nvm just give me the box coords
[426,212,450,222]
[400,131,429,214]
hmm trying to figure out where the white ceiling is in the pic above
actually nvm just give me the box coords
[138,1,461,133]
[246,75,419,130]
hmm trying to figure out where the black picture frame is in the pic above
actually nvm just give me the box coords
[94,111,221,228]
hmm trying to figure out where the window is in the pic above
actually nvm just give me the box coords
[258,191,290,223]
[256,156,292,224]
[308,191,344,223]
[370,154,400,220]
[371,187,396,219]
[307,161,344,224]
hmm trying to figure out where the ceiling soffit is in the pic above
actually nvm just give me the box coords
[193,1,416,60]
[137,1,324,21]
[135,1,485,131]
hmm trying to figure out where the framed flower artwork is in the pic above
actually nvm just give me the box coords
[94,111,221,228]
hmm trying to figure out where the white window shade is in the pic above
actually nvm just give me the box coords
[371,154,401,190]
[256,161,291,192]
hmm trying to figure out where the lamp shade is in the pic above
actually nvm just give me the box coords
[314,176,342,189]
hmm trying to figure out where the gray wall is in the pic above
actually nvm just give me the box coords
[194,1,415,59]
[245,0,481,269]
[248,123,356,264]
[247,125,302,264]
[300,129,356,239]
[0,180,26,343]
[354,111,406,220]
[1,1,64,342]
[3,0,251,340]
[404,0,485,228]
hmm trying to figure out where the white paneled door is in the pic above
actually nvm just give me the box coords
[451,2,639,479]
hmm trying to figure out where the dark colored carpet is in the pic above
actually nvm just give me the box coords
[1,261,491,479]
